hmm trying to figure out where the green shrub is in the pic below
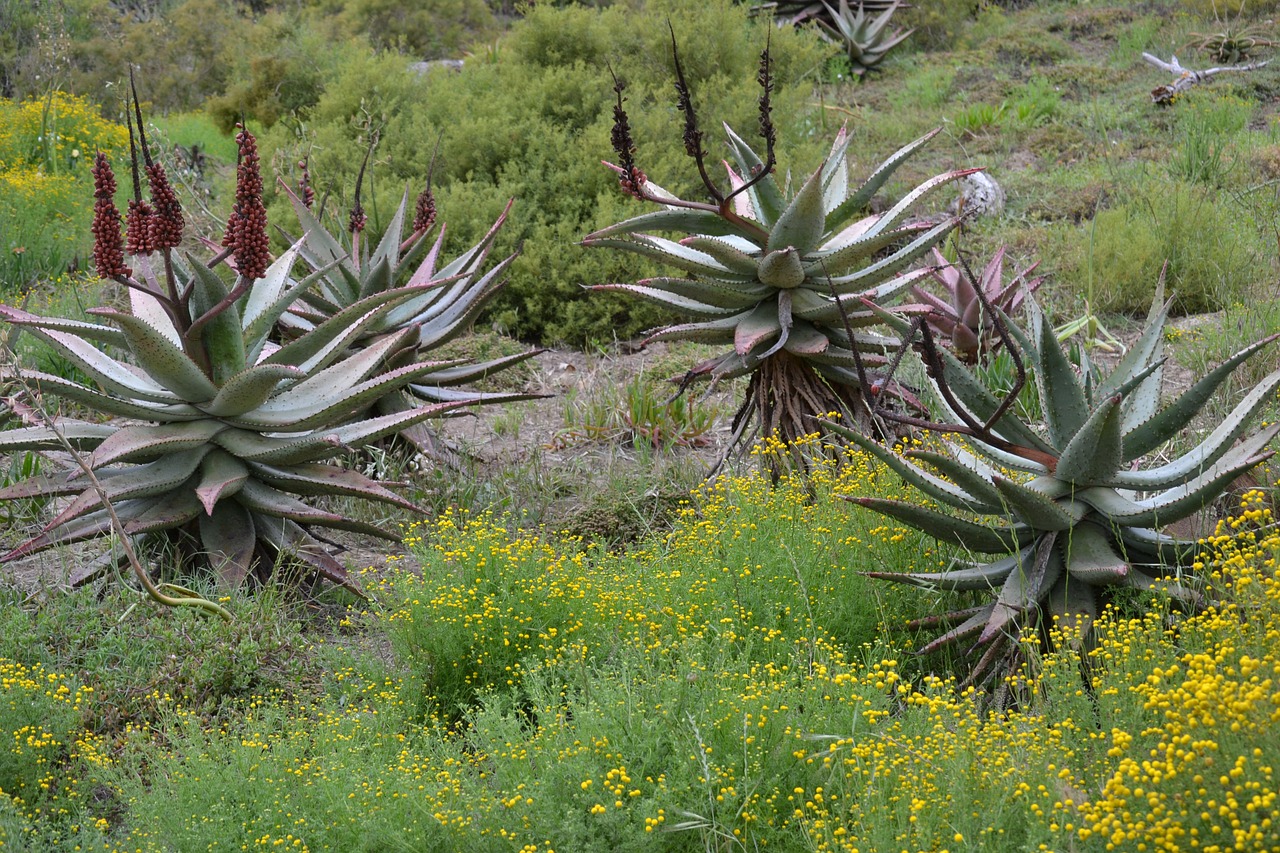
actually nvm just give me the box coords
[260,0,830,345]
[1063,179,1273,316]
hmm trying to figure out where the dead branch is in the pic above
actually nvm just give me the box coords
[1142,52,1270,104]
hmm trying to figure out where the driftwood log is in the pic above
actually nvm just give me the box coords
[1142,52,1270,104]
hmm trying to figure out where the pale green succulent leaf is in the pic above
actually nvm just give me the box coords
[89,309,219,403]
[279,180,356,297]
[1054,394,1123,485]
[825,218,958,295]
[588,284,740,317]
[767,164,827,254]
[905,447,1007,510]
[1061,523,1130,585]
[235,479,392,540]
[783,321,830,356]
[0,305,125,348]
[201,363,307,418]
[199,501,256,588]
[1097,295,1171,399]
[1029,299,1087,448]
[860,170,976,243]
[253,515,360,593]
[827,127,940,230]
[265,284,432,372]
[871,548,1030,591]
[628,277,770,311]
[240,239,305,336]
[20,371,204,422]
[917,606,992,655]
[1123,336,1280,460]
[7,324,181,405]
[194,450,251,516]
[89,420,228,467]
[848,497,1030,553]
[676,237,761,276]
[247,461,421,512]
[823,420,1000,513]
[1112,421,1280,490]
[801,224,928,277]
[723,124,786,224]
[585,208,760,241]
[734,301,783,356]
[981,534,1061,644]
[185,260,246,385]
[583,235,751,281]
[368,189,410,283]
[992,476,1088,531]
[820,125,851,213]
[120,489,203,535]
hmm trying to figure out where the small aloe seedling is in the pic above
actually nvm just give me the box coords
[587,36,973,470]
[0,97,467,593]
[910,246,1043,364]
[826,283,1280,694]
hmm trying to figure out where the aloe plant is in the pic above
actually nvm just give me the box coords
[275,178,543,460]
[589,44,973,468]
[817,0,914,77]
[0,122,466,593]
[825,287,1280,692]
[910,246,1043,364]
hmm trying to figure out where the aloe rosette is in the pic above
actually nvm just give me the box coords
[0,129,468,593]
[910,246,1043,364]
[826,290,1280,688]
[277,183,542,458]
[586,123,975,454]
[817,0,914,76]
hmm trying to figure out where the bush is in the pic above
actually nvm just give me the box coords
[0,91,126,293]
[260,0,830,345]
[1062,179,1274,316]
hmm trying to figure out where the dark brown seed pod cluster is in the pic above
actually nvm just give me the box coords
[348,201,367,235]
[298,158,315,209]
[224,125,270,280]
[125,198,157,256]
[411,184,436,234]
[145,162,184,250]
[90,152,130,278]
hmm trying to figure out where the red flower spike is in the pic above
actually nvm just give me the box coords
[412,184,436,234]
[90,153,130,278]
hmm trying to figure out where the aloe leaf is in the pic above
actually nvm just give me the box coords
[904,448,1007,509]
[820,125,850,212]
[248,462,421,512]
[723,124,786,224]
[235,480,393,540]
[185,260,246,385]
[767,164,827,255]
[802,224,929,277]
[582,235,752,281]
[253,515,362,595]
[89,420,227,467]
[1053,394,1123,485]
[199,501,256,588]
[860,170,978,243]
[240,239,304,335]
[1122,372,1280,483]
[848,496,1028,553]
[4,325,180,405]
[992,476,1088,531]
[868,548,1029,591]
[1061,523,1130,585]
[585,208,758,241]
[1113,422,1280,490]
[128,262,182,346]
[264,284,431,371]
[194,449,250,515]
[2,503,117,561]
[682,236,762,276]
[823,420,999,513]
[917,606,992,655]
[588,284,741,317]
[627,277,768,311]
[980,534,1061,644]
[734,301,783,356]
[643,318,739,346]
[279,180,356,296]
[121,489,203,535]
[21,371,203,422]
[1028,300,1087,448]
[825,218,958,295]
[91,309,219,402]
[827,128,940,230]
[1123,339,1280,460]
[201,364,306,418]
[406,259,516,348]
[0,306,126,348]
[367,189,409,284]
[1097,294,1171,400]
[783,321,830,356]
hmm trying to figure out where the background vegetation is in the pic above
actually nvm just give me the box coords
[4,0,1280,849]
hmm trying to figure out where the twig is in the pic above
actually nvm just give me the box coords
[1142,52,1270,104]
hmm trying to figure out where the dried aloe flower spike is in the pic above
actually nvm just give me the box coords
[223,124,269,281]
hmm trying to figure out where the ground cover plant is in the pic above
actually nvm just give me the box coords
[5,0,1280,850]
